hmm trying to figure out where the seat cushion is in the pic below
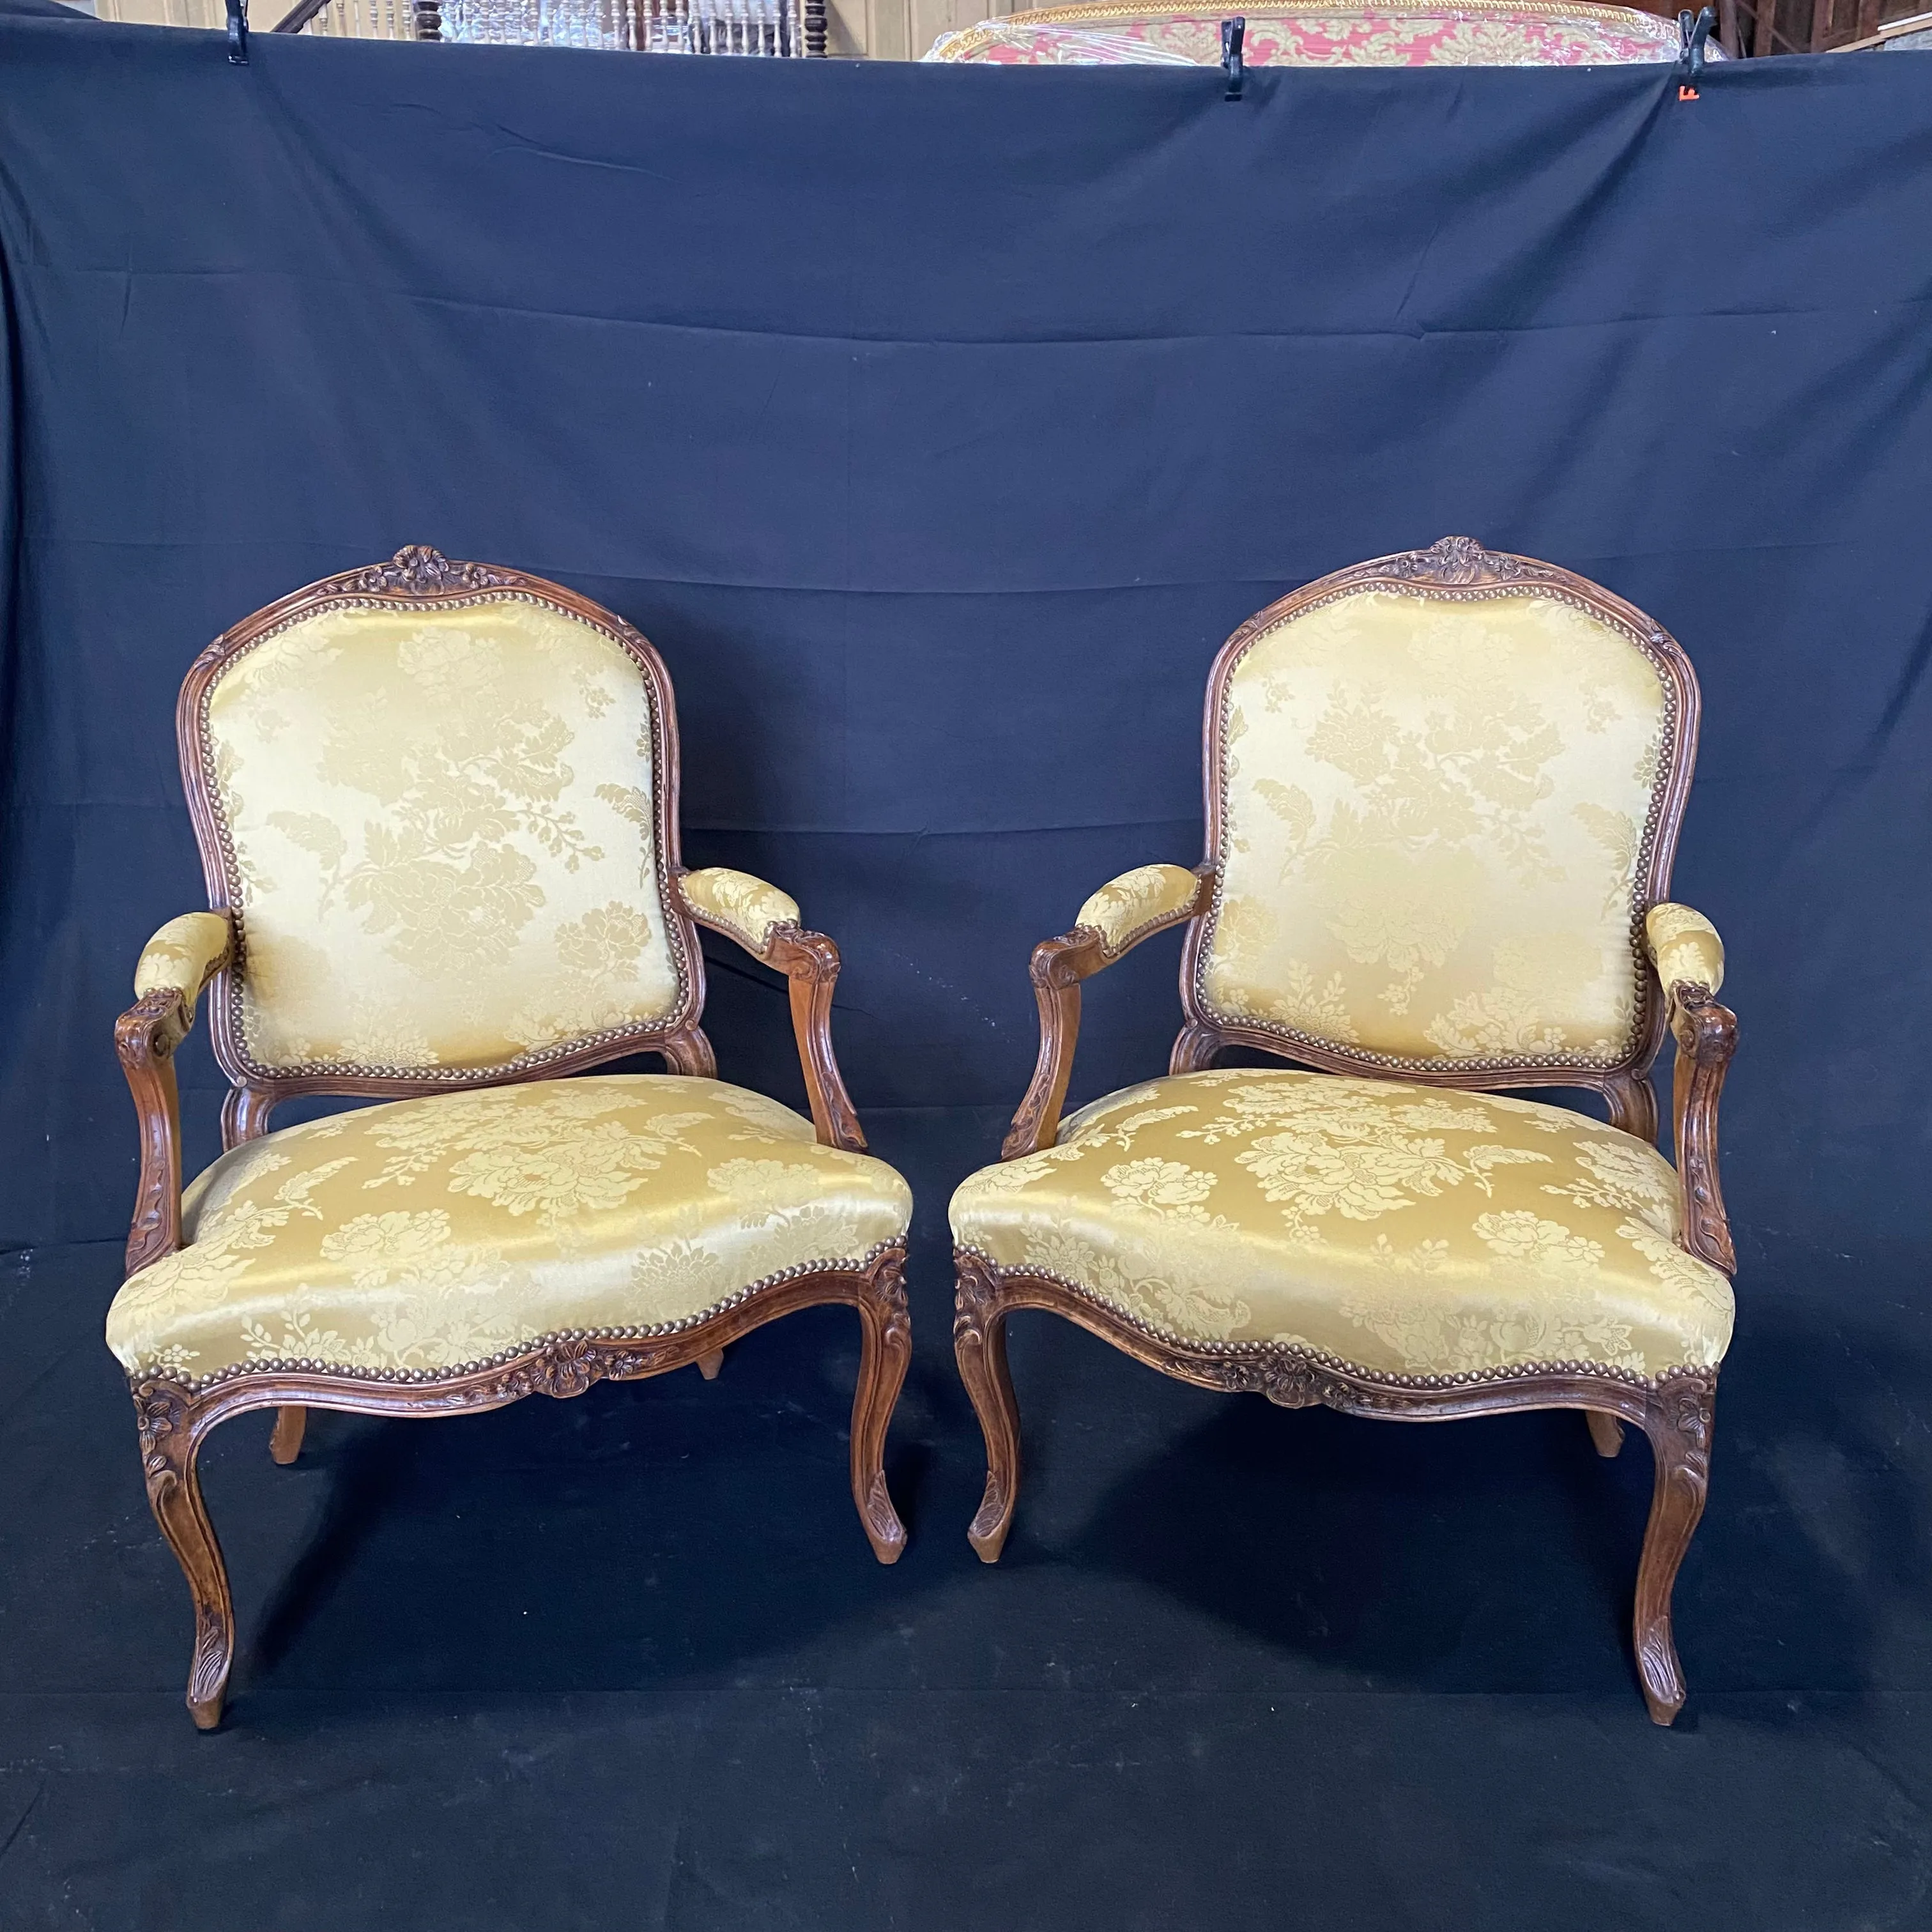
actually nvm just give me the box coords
[108,1075,911,1387]
[950,1071,1731,1379]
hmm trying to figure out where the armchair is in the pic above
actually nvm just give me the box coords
[951,537,1738,1724]
[109,548,912,1728]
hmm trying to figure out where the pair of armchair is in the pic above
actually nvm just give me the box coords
[112,537,1734,1730]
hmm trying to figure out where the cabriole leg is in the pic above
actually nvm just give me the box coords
[1634,1373,1716,1725]
[695,1348,724,1381]
[849,1250,911,1564]
[1586,1409,1624,1459]
[134,1383,235,1731]
[953,1250,1022,1563]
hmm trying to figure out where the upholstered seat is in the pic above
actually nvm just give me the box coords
[952,1070,1729,1378]
[109,1075,911,1388]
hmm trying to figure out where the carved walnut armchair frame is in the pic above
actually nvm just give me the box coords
[118,548,909,1729]
[954,537,1736,1724]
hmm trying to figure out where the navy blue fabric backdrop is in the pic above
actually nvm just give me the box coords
[0,15,1928,1263]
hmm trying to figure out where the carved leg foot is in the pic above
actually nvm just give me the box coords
[270,1405,307,1464]
[134,1382,235,1731]
[1634,1373,1715,1725]
[953,1250,1020,1563]
[1586,1409,1623,1459]
[695,1348,724,1382]
[849,1250,911,1565]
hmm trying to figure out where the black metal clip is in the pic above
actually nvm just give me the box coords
[1674,6,1713,86]
[1222,16,1245,99]
[227,0,249,63]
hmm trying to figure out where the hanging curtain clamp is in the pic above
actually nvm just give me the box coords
[226,0,249,61]
[1222,16,1246,99]
[1674,6,1713,95]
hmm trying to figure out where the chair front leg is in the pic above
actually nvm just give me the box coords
[134,1381,235,1730]
[848,1247,912,1563]
[954,1248,1022,1562]
[1633,1370,1717,1725]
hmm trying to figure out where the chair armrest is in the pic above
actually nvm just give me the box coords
[1002,863,1215,1160]
[118,912,234,1277]
[1644,903,1736,1275]
[677,866,801,961]
[675,867,864,1153]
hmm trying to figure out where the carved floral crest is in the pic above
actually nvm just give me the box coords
[339,546,516,597]
[1384,535,1551,588]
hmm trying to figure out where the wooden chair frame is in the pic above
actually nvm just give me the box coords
[118,548,909,1729]
[954,536,1736,1724]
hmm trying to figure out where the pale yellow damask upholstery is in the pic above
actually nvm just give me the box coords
[107,1075,912,1386]
[1075,864,1199,958]
[1646,903,1724,998]
[678,868,801,959]
[1202,589,1670,1064]
[201,599,684,1075]
[951,1070,1731,1377]
[134,913,233,1020]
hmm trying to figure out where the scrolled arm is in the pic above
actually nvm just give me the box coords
[1643,903,1736,1275]
[1075,863,1208,962]
[118,912,234,1277]
[677,867,801,962]
[675,867,863,1154]
[1001,863,1215,1160]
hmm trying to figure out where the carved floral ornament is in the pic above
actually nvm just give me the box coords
[1383,534,1555,586]
[337,546,518,597]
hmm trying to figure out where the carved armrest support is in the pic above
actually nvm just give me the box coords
[1001,864,1215,1160]
[676,868,864,1154]
[1643,904,1736,1276]
[118,912,234,1278]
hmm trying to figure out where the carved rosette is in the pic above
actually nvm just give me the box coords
[456,1335,665,1405]
[339,546,516,597]
[134,1378,192,1480]
[1653,1368,1715,1473]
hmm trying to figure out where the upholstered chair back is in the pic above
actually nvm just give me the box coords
[1193,541,1695,1075]
[183,554,694,1080]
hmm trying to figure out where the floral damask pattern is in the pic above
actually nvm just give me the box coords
[1200,590,1669,1064]
[1645,901,1724,997]
[1075,864,1199,957]
[132,912,231,1019]
[950,1070,1732,1376]
[928,2,1694,64]
[677,868,801,958]
[106,1075,912,1384]
[204,599,684,1073]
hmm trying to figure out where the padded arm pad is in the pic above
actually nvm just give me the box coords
[133,912,233,1023]
[1644,903,1724,999]
[1075,864,1201,960]
[678,867,802,961]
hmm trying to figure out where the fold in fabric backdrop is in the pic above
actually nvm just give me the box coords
[0,14,1927,1256]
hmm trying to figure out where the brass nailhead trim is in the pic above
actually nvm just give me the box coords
[134,1241,905,1395]
[197,590,696,1083]
[958,1246,1666,1390]
[1195,579,1679,1076]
